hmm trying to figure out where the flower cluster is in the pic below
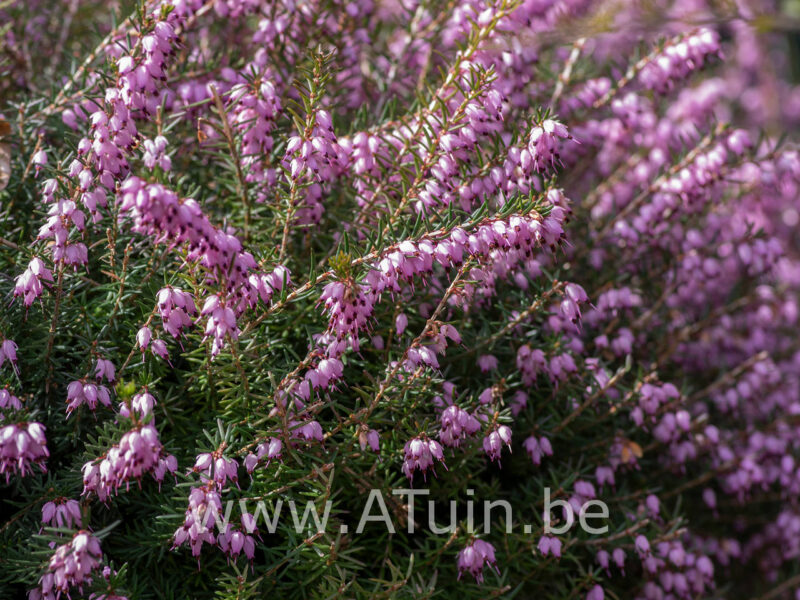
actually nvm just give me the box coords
[66,380,112,414]
[81,422,175,501]
[81,390,176,501]
[0,421,48,481]
[482,425,512,463]
[457,539,499,583]
[41,498,82,530]
[243,437,282,473]
[402,436,446,481]
[439,405,481,447]
[639,29,722,95]
[0,388,22,416]
[13,258,54,307]
[172,485,223,559]
[31,531,102,600]
[117,178,289,356]
[157,287,197,338]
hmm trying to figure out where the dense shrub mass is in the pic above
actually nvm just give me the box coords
[1,0,800,598]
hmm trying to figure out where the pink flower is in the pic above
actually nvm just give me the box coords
[482,425,512,463]
[612,548,626,572]
[595,466,615,488]
[217,525,256,562]
[524,435,553,466]
[94,358,116,383]
[136,326,152,351]
[142,136,172,171]
[0,421,49,481]
[402,436,446,480]
[596,550,609,572]
[457,539,499,583]
[586,584,604,600]
[477,354,498,373]
[41,498,82,529]
[14,257,54,306]
[32,149,48,172]
[150,338,169,362]
[34,531,102,598]
[395,313,408,336]
[511,391,527,416]
[0,388,22,415]
[0,339,19,374]
[173,485,222,557]
[528,119,572,172]
[82,419,168,500]
[538,535,562,558]
[66,380,112,414]
[439,405,480,447]
[193,452,239,489]
[360,429,380,452]
[291,419,324,443]
[157,287,197,338]
[635,534,651,557]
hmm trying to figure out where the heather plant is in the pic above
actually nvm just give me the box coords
[1,0,800,598]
